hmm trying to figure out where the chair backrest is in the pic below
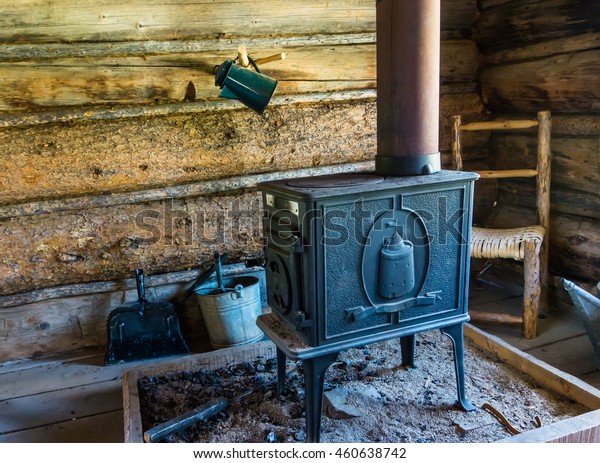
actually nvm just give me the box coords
[450,111,551,233]
[451,111,552,312]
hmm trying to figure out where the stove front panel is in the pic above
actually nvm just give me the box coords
[319,196,395,340]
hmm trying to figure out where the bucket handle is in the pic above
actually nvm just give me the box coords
[230,284,245,300]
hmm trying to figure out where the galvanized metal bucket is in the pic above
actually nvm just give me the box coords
[562,278,600,370]
[195,276,264,349]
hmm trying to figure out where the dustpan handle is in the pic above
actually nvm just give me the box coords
[135,269,146,302]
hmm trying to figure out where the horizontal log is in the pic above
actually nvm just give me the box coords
[0,89,375,128]
[0,91,486,208]
[546,213,600,283]
[485,32,600,66]
[499,180,600,220]
[0,82,481,129]
[491,134,599,195]
[0,44,377,111]
[0,174,498,295]
[0,262,256,309]
[0,85,475,129]
[0,162,376,220]
[0,40,478,111]
[0,33,376,62]
[480,49,600,113]
[476,0,600,51]
[0,99,378,207]
[550,114,600,136]
[0,0,476,44]
[0,190,265,295]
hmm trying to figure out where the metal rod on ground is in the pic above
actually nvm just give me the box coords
[143,387,257,443]
[144,397,228,443]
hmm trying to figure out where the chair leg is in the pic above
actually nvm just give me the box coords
[522,240,541,339]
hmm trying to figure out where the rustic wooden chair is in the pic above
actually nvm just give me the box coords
[451,111,551,339]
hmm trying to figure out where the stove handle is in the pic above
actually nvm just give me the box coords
[345,291,442,322]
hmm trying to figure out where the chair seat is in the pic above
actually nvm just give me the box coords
[471,225,545,260]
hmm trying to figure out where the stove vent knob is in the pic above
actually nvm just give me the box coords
[377,231,415,300]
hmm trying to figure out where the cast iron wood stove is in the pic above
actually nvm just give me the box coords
[256,0,478,442]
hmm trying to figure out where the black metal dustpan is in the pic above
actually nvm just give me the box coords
[104,269,190,365]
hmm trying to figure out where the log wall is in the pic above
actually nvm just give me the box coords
[0,1,484,360]
[475,0,600,284]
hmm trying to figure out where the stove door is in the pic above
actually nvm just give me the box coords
[264,228,303,325]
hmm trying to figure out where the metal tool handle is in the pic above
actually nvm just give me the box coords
[214,251,225,290]
[135,269,146,302]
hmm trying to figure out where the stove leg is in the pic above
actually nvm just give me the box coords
[400,334,416,367]
[303,352,339,443]
[440,323,476,412]
[276,348,286,397]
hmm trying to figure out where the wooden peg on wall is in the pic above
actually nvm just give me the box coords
[237,44,250,68]
[237,44,286,69]
[254,52,287,66]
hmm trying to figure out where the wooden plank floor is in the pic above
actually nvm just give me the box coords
[1,266,598,443]
[468,266,600,390]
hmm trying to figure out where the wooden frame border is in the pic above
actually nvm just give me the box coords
[122,324,600,443]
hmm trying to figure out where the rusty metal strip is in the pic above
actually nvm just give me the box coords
[483,402,522,435]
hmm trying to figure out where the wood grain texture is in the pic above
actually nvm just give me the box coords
[0,191,264,296]
[485,32,600,66]
[475,0,600,51]
[0,410,124,443]
[1,0,376,43]
[0,91,485,207]
[491,134,599,196]
[475,0,599,290]
[0,101,377,206]
[499,181,600,220]
[522,240,540,339]
[535,111,551,312]
[0,379,123,433]
[480,49,600,113]
[0,40,478,111]
[0,0,476,44]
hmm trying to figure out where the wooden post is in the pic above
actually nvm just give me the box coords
[451,115,463,170]
[523,240,541,339]
[536,111,552,314]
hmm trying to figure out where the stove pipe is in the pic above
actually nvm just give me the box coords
[375,0,441,176]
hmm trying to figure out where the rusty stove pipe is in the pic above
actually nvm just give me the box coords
[375,0,441,176]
